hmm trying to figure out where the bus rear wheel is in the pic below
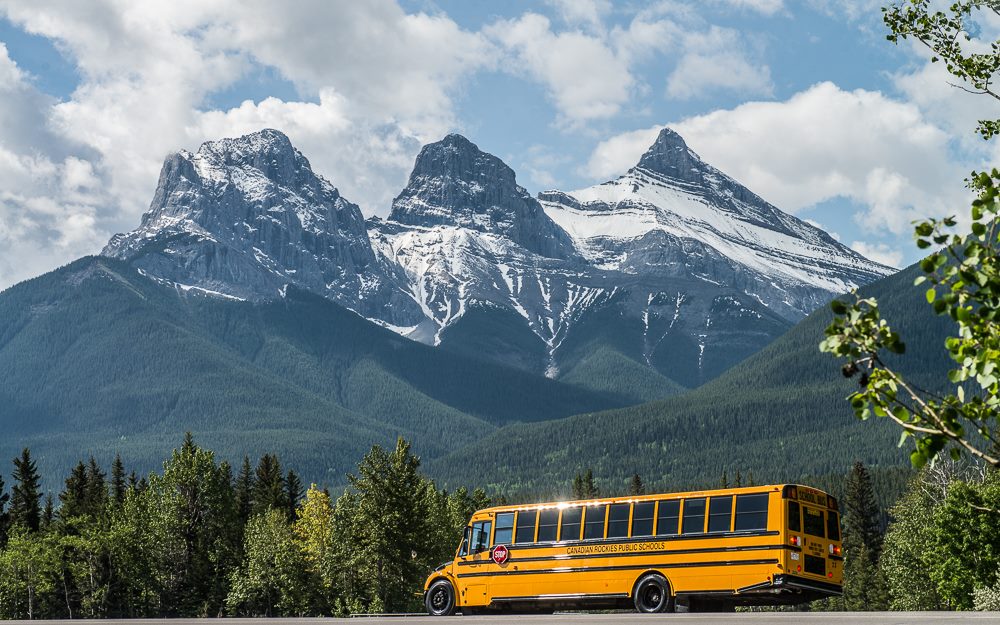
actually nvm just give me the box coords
[634,573,673,613]
[426,580,456,616]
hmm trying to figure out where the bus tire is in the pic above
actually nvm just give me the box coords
[426,579,457,616]
[633,573,673,613]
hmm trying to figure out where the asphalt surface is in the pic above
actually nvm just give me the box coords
[15,614,1000,624]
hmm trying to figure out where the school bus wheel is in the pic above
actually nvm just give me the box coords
[633,572,674,613]
[425,579,456,616]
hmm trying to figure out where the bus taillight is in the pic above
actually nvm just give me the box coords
[829,544,841,556]
[790,535,801,547]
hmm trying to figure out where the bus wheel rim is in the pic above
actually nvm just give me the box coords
[643,584,662,608]
[432,588,448,610]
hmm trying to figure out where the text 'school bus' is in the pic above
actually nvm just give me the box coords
[423,484,842,615]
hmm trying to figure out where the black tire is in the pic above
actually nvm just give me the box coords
[426,579,457,616]
[633,573,673,613]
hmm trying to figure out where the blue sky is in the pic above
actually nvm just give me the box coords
[0,0,997,289]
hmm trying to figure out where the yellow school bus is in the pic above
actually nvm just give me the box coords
[423,484,842,614]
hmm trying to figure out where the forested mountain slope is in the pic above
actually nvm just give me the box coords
[0,256,624,487]
[425,261,955,494]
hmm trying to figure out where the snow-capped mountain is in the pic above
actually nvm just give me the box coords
[103,129,423,327]
[103,127,894,391]
[370,130,892,385]
[540,128,894,321]
[539,128,893,320]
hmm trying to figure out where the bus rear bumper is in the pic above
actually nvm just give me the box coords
[735,573,842,603]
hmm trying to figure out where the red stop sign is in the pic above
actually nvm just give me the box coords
[491,544,509,565]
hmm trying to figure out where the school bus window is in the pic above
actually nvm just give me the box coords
[583,504,607,540]
[458,526,471,556]
[656,499,680,536]
[826,510,840,541]
[708,495,733,533]
[470,520,492,554]
[682,497,707,534]
[607,503,630,538]
[734,493,769,531]
[560,506,582,542]
[537,508,558,542]
[631,501,654,537]
[494,512,514,545]
[515,509,538,544]
[803,507,825,538]
[788,501,801,532]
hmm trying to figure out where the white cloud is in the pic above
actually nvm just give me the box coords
[583,125,662,180]
[665,27,774,100]
[714,0,785,16]
[671,82,969,233]
[545,0,611,32]
[485,13,634,126]
[586,82,971,238]
[0,43,110,289]
[850,240,903,269]
[0,0,497,291]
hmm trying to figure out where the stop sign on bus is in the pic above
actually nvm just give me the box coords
[491,544,509,565]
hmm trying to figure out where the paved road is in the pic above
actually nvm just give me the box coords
[17,614,1000,624]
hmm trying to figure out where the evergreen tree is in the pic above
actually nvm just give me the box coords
[719,470,728,489]
[285,470,303,521]
[252,454,287,515]
[111,454,127,505]
[841,461,887,610]
[0,472,10,547]
[235,456,254,527]
[734,469,743,488]
[84,456,108,515]
[845,461,883,558]
[344,438,430,613]
[629,473,645,496]
[572,469,599,499]
[60,461,90,520]
[10,448,42,532]
[40,495,54,530]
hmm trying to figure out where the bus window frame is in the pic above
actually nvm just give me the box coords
[631,500,655,537]
[681,497,708,535]
[655,499,681,536]
[583,503,608,540]
[559,506,583,542]
[469,520,492,555]
[607,502,631,539]
[515,509,539,544]
[536,507,559,543]
[708,495,734,533]
[494,512,514,546]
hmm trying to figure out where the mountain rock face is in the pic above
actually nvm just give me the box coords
[372,129,893,386]
[104,127,894,391]
[103,129,423,327]
[389,134,576,259]
[538,128,892,320]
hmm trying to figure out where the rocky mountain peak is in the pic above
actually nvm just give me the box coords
[102,128,425,327]
[388,134,576,259]
[191,128,308,190]
[635,127,706,182]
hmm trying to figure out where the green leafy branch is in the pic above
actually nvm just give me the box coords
[884,0,1000,139]
[821,170,1000,468]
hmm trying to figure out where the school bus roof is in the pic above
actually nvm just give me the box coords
[471,484,809,517]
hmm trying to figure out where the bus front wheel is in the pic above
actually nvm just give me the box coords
[425,580,457,616]
[633,573,674,613]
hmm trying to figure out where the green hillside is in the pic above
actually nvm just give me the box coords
[425,262,955,495]
[0,257,625,488]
